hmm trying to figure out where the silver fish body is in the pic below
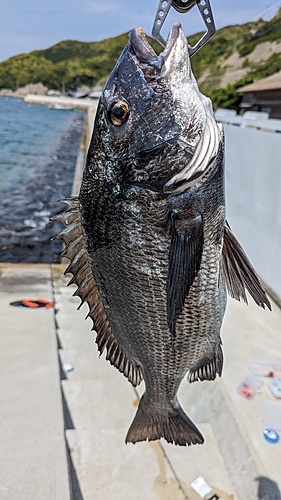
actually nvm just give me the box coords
[56,23,271,446]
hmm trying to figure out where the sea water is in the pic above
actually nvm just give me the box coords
[0,96,85,262]
[0,96,83,194]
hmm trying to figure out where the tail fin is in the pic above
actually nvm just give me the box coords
[125,396,204,446]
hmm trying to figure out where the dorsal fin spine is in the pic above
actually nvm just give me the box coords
[56,197,143,387]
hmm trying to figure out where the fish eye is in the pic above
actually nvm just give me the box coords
[108,100,130,126]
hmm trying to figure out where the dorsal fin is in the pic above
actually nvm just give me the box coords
[53,198,143,387]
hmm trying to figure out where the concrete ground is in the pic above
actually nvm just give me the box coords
[0,264,70,500]
[0,263,280,500]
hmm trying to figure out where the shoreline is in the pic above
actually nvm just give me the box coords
[0,89,101,109]
[24,93,99,111]
[0,92,99,114]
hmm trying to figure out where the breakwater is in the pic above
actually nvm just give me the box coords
[24,93,96,110]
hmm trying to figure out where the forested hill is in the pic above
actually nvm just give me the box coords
[0,33,161,92]
[1,8,281,109]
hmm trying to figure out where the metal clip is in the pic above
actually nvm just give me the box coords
[172,0,197,14]
[151,0,216,56]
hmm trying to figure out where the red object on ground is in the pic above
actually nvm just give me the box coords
[10,299,54,308]
[240,387,252,397]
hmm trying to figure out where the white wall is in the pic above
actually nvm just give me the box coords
[222,123,281,300]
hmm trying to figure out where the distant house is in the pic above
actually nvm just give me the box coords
[237,71,281,119]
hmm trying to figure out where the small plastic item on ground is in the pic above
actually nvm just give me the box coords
[191,476,219,499]
[263,428,280,444]
[237,374,263,399]
[62,363,74,373]
[248,359,281,378]
[263,400,281,430]
[268,376,281,399]
[10,298,54,308]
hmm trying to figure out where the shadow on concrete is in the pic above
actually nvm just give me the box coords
[67,445,85,500]
[59,354,68,381]
[256,476,281,500]
[62,389,75,430]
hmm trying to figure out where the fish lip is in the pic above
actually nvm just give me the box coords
[129,27,159,65]
[129,22,183,70]
[161,22,183,62]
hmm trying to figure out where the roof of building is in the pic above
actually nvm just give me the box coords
[237,71,281,93]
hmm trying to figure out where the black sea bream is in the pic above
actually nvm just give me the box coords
[56,23,271,446]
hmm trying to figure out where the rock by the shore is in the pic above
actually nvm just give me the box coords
[0,83,48,98]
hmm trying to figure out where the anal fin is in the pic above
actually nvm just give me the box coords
[54,197,143,387]
[188,344,223,383]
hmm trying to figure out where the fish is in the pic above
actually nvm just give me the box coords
[55,22,271,446]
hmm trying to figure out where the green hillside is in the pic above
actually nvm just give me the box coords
[0,34,161,91]
[189,8,281,109]
[1,8,281,109]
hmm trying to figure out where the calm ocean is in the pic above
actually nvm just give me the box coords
[0,96,85,262]
[0,96,83,194]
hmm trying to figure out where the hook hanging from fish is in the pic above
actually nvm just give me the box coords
[151,0,216,56]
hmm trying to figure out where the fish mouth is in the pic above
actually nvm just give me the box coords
[129,23,186,80]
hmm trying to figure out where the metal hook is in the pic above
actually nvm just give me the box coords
[151,0,216,56]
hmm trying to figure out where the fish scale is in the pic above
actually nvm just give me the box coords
[56,23,271,446]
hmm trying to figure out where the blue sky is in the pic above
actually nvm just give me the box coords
[0,0,281,62]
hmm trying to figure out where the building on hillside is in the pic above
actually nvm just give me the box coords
[237,71,281,119]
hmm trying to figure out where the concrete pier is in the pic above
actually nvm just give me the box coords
[0,264,70,500]
[1,262,281,499]
[24,93,98,111]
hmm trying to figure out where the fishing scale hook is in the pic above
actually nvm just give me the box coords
[151,0,216,56]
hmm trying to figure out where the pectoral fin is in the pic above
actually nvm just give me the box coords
[167,213,203,335]
[221,224,271,310]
